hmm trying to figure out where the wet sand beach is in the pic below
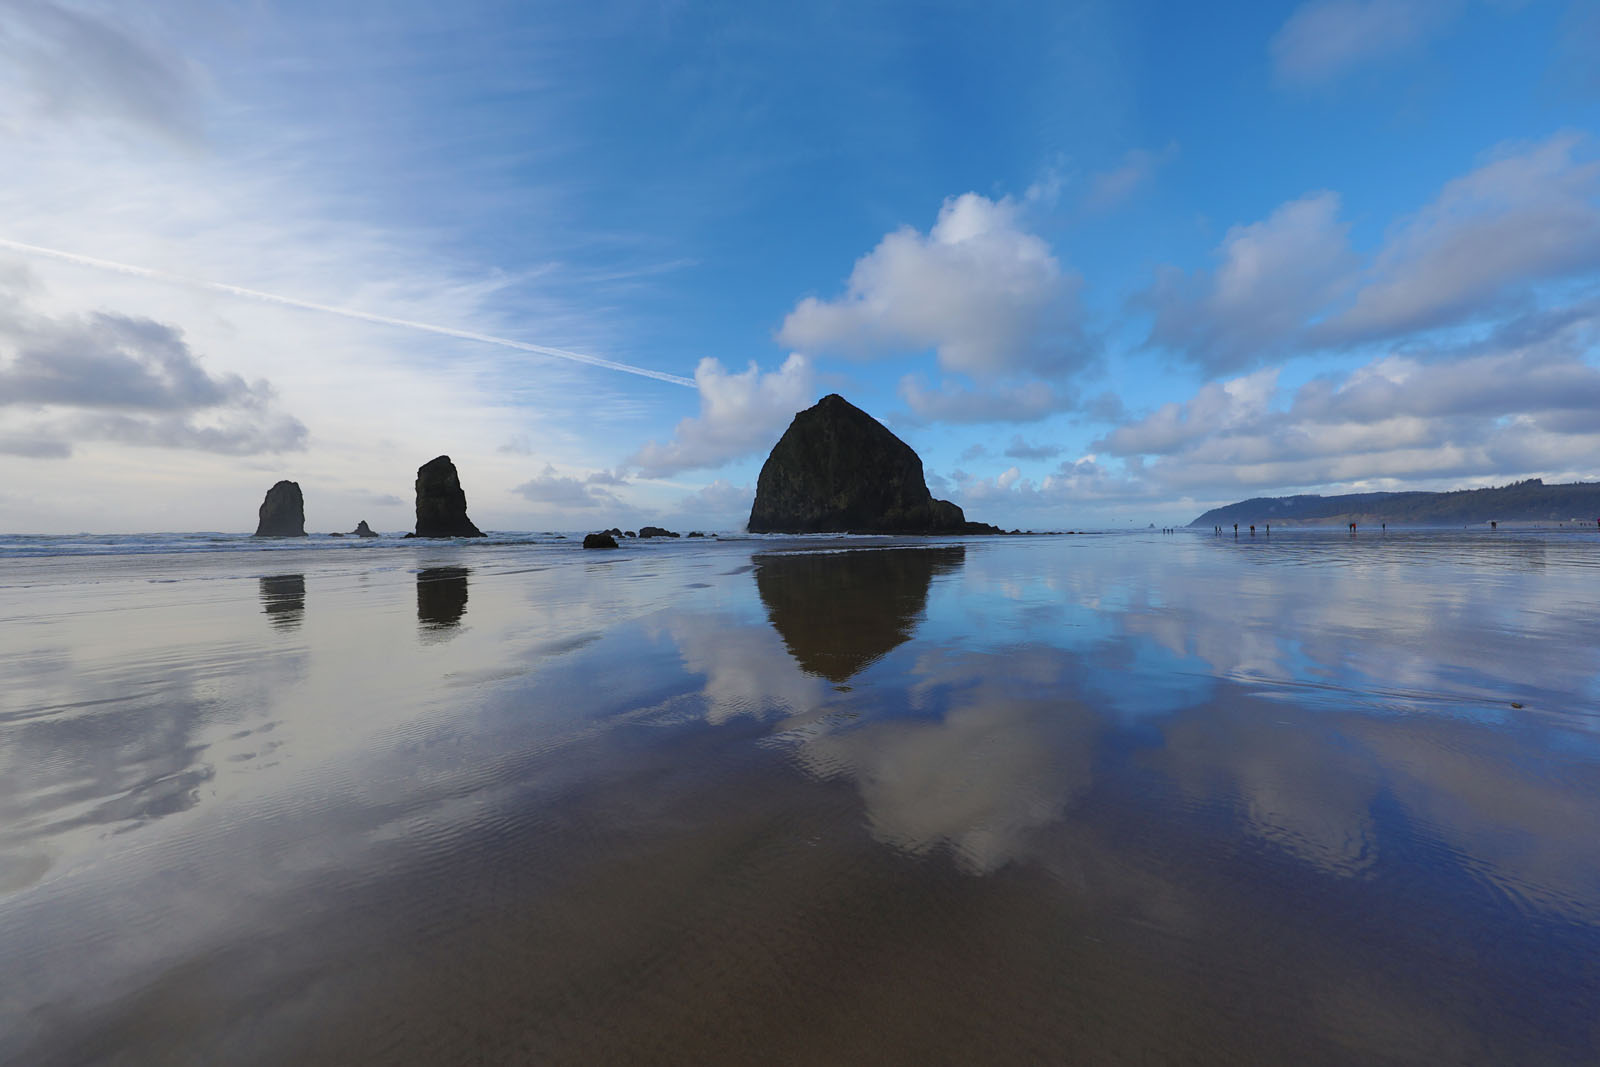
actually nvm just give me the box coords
[2,530,1599,1064]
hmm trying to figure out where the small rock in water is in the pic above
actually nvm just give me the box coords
[352,520,380,538]
[638,526,679,539]
[583,532,619,549]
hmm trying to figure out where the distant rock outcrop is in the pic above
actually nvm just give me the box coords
[638,526,679,539]
[254,480,307,537]
[352,520,379,538]
[748,394,999,534]
[583,532,619,549]
[409,456,485,538]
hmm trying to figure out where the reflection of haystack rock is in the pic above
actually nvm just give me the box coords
[754,546,964,682]
[259,574,306,630]
[416,567,470,630]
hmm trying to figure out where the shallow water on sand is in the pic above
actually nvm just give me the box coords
[2,530,1599,1064]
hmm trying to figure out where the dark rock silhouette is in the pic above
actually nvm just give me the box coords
[259,574,305,630]
[417,567,470,632]
[352,521,379,538]
[409,456,485,538]
[755,546,966,683]
[748,394,999,534]
[638,526,679,538]
[624,530,637,538]
[603,527,623,538]
[254,480,306,537]
[687,531,706,538]
[583,532,619,549]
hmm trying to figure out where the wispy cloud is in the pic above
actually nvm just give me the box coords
[1084,143,1178,212]
[1269,0,1460,88]
[0,238,695,387]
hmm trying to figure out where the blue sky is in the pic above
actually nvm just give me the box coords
[1,0,1597,532]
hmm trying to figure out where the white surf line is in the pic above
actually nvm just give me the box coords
[0,237,697,388]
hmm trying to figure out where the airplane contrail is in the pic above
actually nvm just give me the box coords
[0,237,698,388]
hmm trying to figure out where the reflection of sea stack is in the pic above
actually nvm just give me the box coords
[411,456,485,538]
[416,567,470,630]
[748,395,997,534]
[259,574,306,630]
[755,546,965,682]
[254,480,307,537]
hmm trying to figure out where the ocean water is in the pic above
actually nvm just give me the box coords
[2,529,1598,1064]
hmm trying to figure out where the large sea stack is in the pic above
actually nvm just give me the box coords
[411,456,485,538]
[748,394,998,534]
[254,480,307,537]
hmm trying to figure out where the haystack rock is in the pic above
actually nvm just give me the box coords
[254,480,307,537]
[352,520,379,538]
[410,456,485,538]
[747,394,1000,534]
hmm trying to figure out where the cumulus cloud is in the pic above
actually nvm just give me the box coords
[0,290,308,456]
[1097,369,1281,457]
[1099,302,1600,493]
[662,479,754,530]
[1142,134,1600,369]
[1269,0,1459,88]
[1084,143,1179,212]
[1002,435,1063,461]
[512,464,625,509]
[1140,192,1357,371]
[779,193,1091,378]
[1323,133,1600,342]
[628,354,814,478]
[898,375,1076,425]
[0,312,269,412]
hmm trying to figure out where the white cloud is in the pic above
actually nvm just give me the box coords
[1097,369,1280,457]
[1269,0,1459,88]
[0,274,307,456]
[1142,134,1600,369]
[1324,133,1600,342]
[512,464,625,510]
[780,193,1091,378]
[1141,192,1357,371]
[628,354,814,478]
[1099,303,1600,493]
[661,479,754,531]
[898,375,1077,425]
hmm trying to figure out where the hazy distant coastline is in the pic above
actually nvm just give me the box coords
[1190,478,1600,529]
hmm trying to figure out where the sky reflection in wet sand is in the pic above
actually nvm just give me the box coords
[1,530,1598,1064]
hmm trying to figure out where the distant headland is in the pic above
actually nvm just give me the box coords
[1190,479,1600,529]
